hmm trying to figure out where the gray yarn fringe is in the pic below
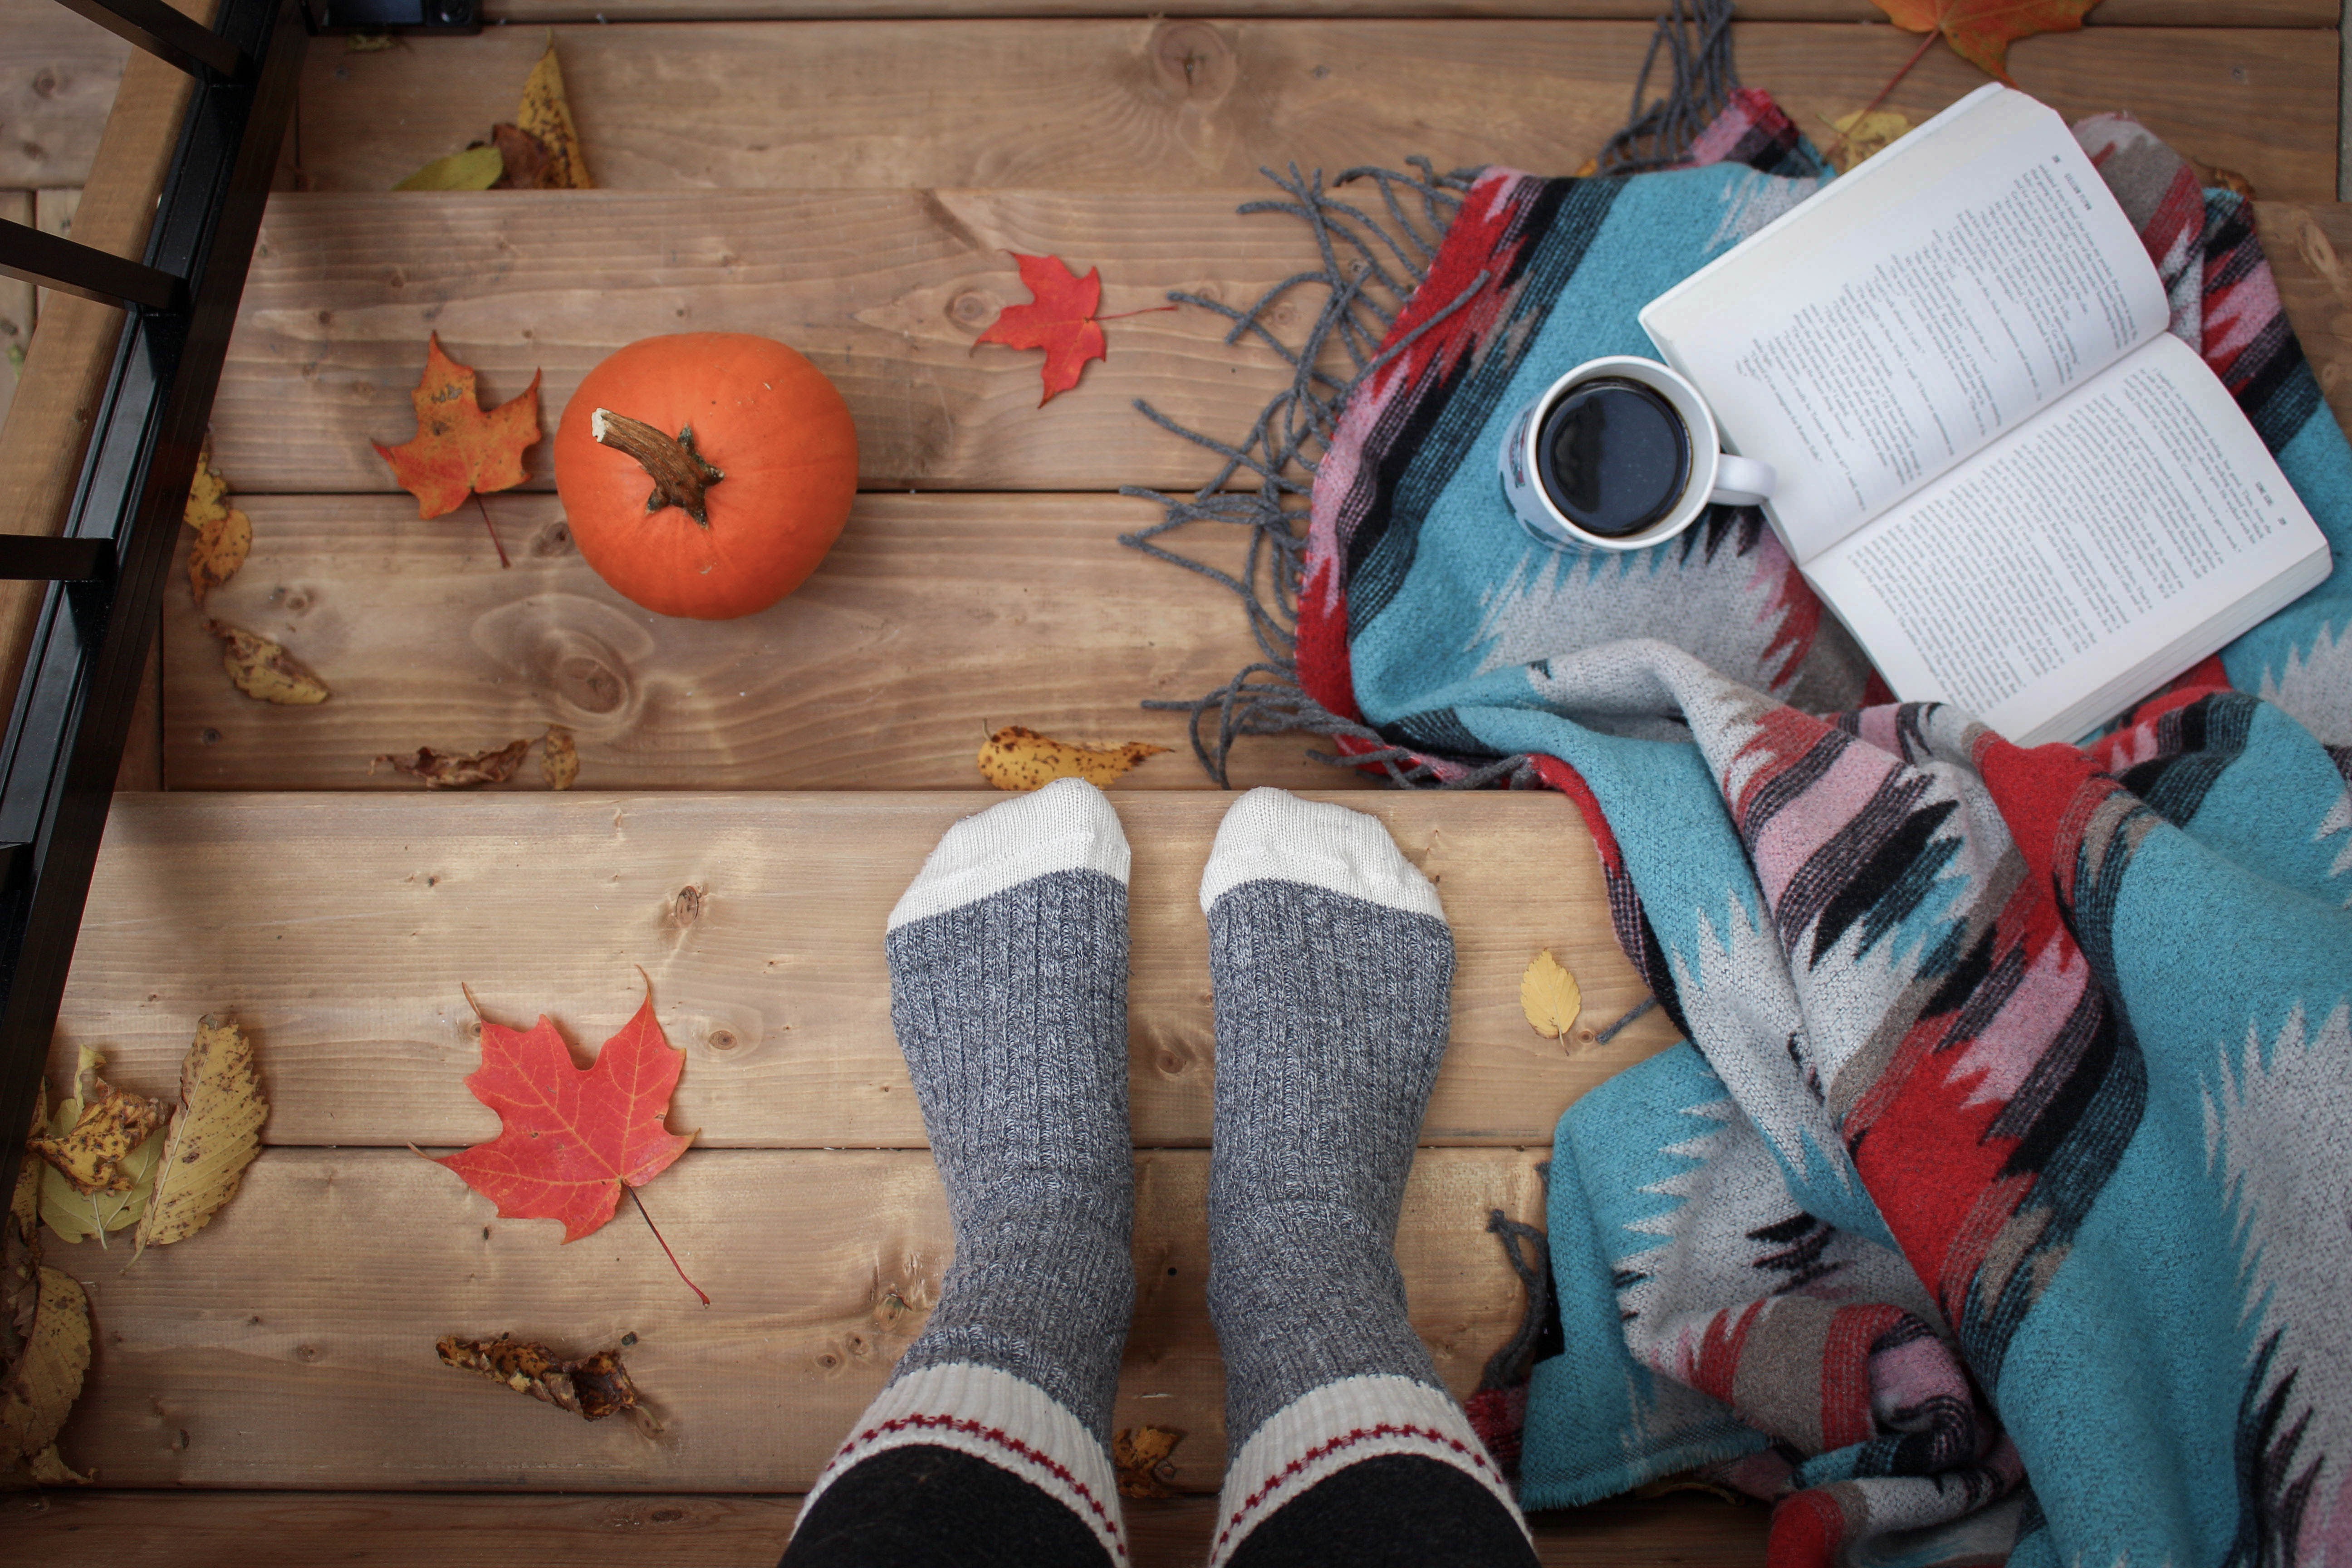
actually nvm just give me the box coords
[1118,0,1738,789]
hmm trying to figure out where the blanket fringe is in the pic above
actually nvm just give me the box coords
[1120,0,1739,788]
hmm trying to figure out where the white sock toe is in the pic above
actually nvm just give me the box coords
[1198,786,1443,920]
[888,778,1132,931]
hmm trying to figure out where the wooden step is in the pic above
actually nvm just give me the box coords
[219,188,2352,502]
[296,20,2331,198]
[43,1146,1540,1490]
[158,495,1333,794]
[56,791,1676,1147]
[0,1489,1771,1564]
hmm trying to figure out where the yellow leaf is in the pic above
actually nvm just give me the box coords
[517,36,591,190]
[185,446,251,606]
[344,32,394,52]
[0,1267,89,1462]
[8,1085,42,1241]
[393,145,505,192]
[23,1444,89,1485]
[133,1016,268,1257]
[27,1049,166,1196]
[1113,1426,1185,1499]
[541,726,578,790]
[47,1129,162,1246]
[1519,950,1583,1040]
[1826,109,1913,174]
[209,622,330,705]
[976,726,1168,791]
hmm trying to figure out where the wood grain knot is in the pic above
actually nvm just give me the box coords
[670,884,705,929]
[949,289,997,330]
[706,1029,738,1053]
[1151,21,1235,102]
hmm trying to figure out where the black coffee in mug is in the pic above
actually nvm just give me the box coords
[1535,377,1693,539]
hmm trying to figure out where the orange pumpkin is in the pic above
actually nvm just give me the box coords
[553,333,858,620]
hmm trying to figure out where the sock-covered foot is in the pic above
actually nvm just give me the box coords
[1200,788,1528,1567]
[792,778,1136,1566]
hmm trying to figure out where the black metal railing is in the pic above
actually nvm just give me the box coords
[0,0,306,1170]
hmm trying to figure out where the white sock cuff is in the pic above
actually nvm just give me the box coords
[1209,1375,1524,1568]
[1199,789,1445,921]
[888,779,1132,932]
[799,1361,1129,1560]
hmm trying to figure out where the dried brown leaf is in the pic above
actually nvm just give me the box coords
[438,1333,649,1425]
[1519,950,1583,1041]
[541,726,578,790]
[976,726,1168,792]
[1114,1426,1185,1499]
[133,1016,268,1257]
[209,622,330,705]
[375,738,534,789]
[490,123,557,191]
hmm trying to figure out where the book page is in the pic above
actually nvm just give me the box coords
[1804,333,2330,744]
[1642,85,2169,563]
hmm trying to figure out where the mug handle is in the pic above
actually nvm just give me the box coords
[1708,453,1775,508]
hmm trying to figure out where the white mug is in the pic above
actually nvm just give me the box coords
[1497,355,1775,552]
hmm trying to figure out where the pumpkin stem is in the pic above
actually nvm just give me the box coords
[592,408,725,526]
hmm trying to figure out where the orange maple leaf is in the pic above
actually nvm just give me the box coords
[372,334,544,519]
[979,253,1110,407]
[1872,0,2101,85]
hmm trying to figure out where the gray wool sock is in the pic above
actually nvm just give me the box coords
[1200,787,1460,1451]
[880,778,1137,1441]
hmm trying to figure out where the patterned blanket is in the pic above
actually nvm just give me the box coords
[1288,94,2352,1564]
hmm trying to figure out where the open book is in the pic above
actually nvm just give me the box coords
[1640,83,2331,746]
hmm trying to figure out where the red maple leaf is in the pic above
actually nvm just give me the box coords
[437,994,694,1244]
[983,251,1157,406]
[1872,0,2101,85]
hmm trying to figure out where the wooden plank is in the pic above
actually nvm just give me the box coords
[0,0,132,189]
[475,0,2326,24]
[295,21,2337,201]
[219,171,2352,501]
[0,1489,1769,1566]
[161,493,1337,794]
[41,1146,1544,1490]
[220,187,1319,495]
[55,791,1681,1148]
[31,186,79,316]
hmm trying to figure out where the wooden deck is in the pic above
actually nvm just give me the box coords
[2,0,2347,1558]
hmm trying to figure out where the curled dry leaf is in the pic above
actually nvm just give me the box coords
[184,446,251,606]
[209,622,330,705]
[540,726,579,790]
[376,737,534,789]
[392,144,504,192]
[1826,109,1912,173]
[28,1048,166,1196]
[489,123,555,191]
[437,1334,650,1426]
[38,1101,161,1246]
[977,726,1169,791]
[1519,950,1583,1042]
[1113,1426,1186,1499]
[0,1267,92,1486]
[516,36,591,190]
[132,1016,269,1258]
